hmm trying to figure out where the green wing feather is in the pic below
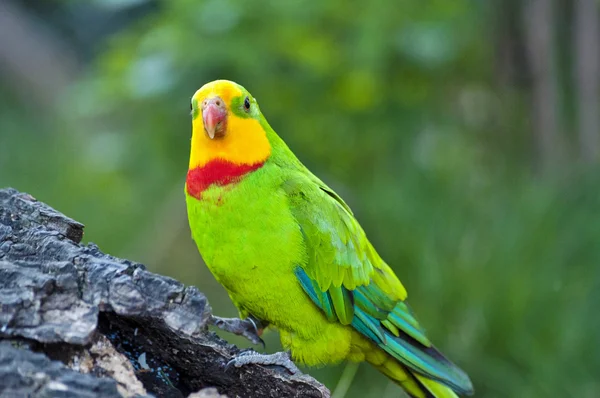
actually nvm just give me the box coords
[284,172,473,395]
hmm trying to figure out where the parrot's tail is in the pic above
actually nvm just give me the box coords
[374,356,460,398]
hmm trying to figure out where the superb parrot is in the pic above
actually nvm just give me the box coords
[185,80,473,398]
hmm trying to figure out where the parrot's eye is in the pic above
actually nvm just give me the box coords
[190,102,193,111]
[243,97,251,111]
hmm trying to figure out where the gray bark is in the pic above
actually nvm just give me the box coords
[0,188,329,398]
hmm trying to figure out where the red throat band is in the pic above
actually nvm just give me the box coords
[186,159,265,199]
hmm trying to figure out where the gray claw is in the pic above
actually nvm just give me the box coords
[209,315,265,347]
[225,350,300,375]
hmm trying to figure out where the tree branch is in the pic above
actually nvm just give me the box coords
[0,188,329,398]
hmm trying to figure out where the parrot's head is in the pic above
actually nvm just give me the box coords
[186,80,274,199]
[188,80,271,171]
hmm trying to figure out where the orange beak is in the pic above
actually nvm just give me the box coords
[202,96,228,139]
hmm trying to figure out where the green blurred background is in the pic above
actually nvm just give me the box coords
[1,0,599,396]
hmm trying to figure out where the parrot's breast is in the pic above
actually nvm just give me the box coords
[185,166,323,330]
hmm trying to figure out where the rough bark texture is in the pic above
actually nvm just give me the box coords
[0,188,330,398]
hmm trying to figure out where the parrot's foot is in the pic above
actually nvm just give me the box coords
[209,315,265,347]
[226,350,300,375]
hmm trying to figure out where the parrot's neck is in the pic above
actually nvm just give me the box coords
[186,159,265,199]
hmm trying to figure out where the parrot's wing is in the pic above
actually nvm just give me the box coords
[283,172,473,395]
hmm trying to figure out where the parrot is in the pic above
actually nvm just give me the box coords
[185,80,474,398]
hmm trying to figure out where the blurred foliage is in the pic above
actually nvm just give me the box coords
[1,0,599,397]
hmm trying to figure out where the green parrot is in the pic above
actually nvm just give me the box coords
[186,80,473,398]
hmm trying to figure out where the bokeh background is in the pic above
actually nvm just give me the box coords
[1,0,599,397]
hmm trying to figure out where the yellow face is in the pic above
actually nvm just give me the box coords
[189,80,271,169]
